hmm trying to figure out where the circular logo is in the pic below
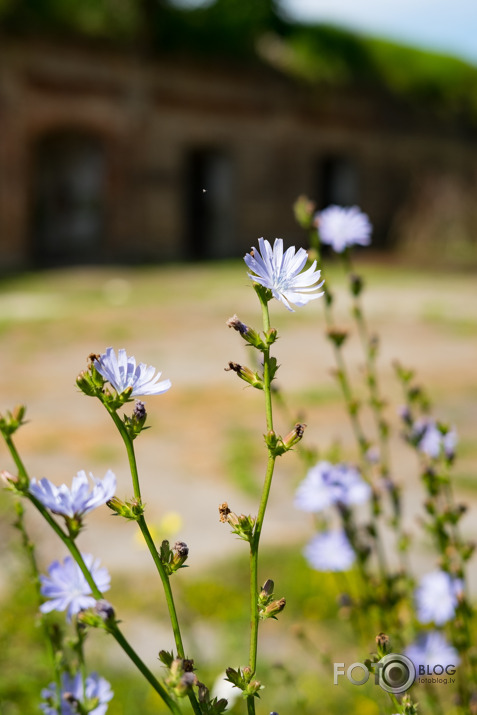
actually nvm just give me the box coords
[377,654,416,694]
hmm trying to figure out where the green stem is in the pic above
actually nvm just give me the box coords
[105,407,185,651]
[14,500,61,690]
[259,294,273,433]
[248,293,276,672]
[137,516,186,658]
[3,434,28,479]
[106,406,142,501]
[1,434,181,715]
[247,294,278,714]
[103,405,201,715]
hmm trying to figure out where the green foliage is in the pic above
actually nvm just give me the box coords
[0,572,50,713]
[2,0,477,117]
[0,0,141,41]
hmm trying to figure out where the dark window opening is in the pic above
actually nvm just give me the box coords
[31,131,106,265]
[320,155,359,208]
[185,149,234,260]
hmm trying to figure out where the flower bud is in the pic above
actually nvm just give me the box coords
[261,597,286,620]
[349,273,364,297]
[224,362,263,390]
[172,541,189,571]
[259,579,274,600]
[282,423,306,450]
[293,195,316,230]
[0,405,27,437]
[375,632,391,658]
[327,328,348,348]
[242,667,252,682]
[123,400,148,440]
[1,469,18,486]
[245,679,262,696]
[265,328,278,346]
[76,370,98,396]
[1,468,29,493]
[77,599,116,629]
[220,505,255,542]
[107,496,144,520]
[226,315,265,349]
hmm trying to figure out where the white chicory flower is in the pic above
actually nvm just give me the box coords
[304,530,356,572]
[40,554,110,622]
[94,347,171,397]
[415,570,463,625]
[29,470,116,519]
[294,461,371,513]
[316,205,372,252]
[412,418,457,459]
[40,672,113,715]
[405,631,460,670]
[244,237,324,311]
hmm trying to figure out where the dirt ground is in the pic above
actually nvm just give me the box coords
[0,259,476,600]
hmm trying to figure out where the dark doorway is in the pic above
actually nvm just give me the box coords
[320,155,359,208]
[31,131,106,265]
[185,148,234,259]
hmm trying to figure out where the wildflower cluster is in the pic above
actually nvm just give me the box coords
[1,232,323,715]
[293,197,475,713]
[0,194,474,715]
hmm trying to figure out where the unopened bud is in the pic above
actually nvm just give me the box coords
[260,579,274,599]
[77,599,116,629]
[261,597,286,620]
[172,541,189,570]
[225,362,263,390]
[219,503,255,540]
[1,470,18,486]
[242,667,252,682]
[245,679,262,696]
[76,370,97,396]
[133,400,146,421]
[282,423,306,450]
[349,273,364,297]
[327,328,348,348]
[107,496,144,520]
[375,632,391,657]
[95,599,115,622]
[293,195,316,230]
[0,405,27,437]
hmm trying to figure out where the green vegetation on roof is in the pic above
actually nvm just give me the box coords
[1,0,477,116]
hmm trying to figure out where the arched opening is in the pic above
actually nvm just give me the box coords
[31,131,106,265]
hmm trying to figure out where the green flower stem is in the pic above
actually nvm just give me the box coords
[105,406,142,501]
[14,500,61,691]
[247,696,256,715]
[1,434,181,715]
[110,628,182,715]
[259,291,273,433]
[31,497,181,714]
[105,407,186,656]
[136,515,186,658]
[104,405,202,715]
[319,278,392,591]
[247,292,278,714]
[3,434,28,480]
[327,326,369,456]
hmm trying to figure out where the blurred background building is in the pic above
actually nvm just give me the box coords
[1,0,477,269]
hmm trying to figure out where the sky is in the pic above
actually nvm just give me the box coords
[281,0,477,65]
[175,0,477,66]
